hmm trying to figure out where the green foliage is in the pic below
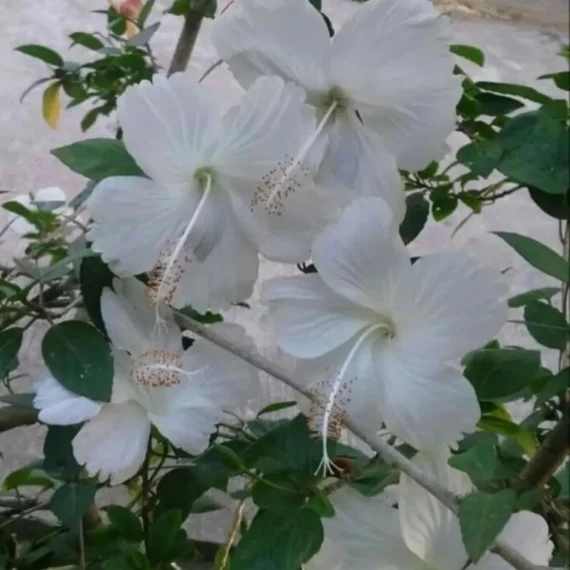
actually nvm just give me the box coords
[80,255,115,336]
[494,232,569,282]
[50,481,97,528]
[106,506,143,542]
[524,301,569,350]
[43,425,82,480]
[459,490,517,562]
[52,139,145,181]
[231,508,324,570]
[450,44,485,66]
[147,510,193,565]
[155,468,207,520]
[0,327,23,379]
[42,320,114,402]
[16,44,64,66]
[464,348,541,401]
[399,193,429,244]
[449,439,498,483]
[508,286,559,308]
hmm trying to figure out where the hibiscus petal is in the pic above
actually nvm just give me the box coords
[262,274,375,359]
[312,197,412,312]
[148,323,258,453]
[399,448,472,570]
[316,114,405,223]
[472,511,553,570]
[73,401,150,485]
[87,176,192,276]
[402,252,508,362]
[216,76,335,262]
[330,0,461,171]
[118,73,221,187]
[309,487,427,570]
[172,209,259,312]
[378,355,480,449]
[212,0,330,96]
[34,374,102,425]
[101,279,181,355]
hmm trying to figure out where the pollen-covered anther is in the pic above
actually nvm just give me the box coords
[308,373,353,441]
[146,240,189,305]
[132,349,182,388]
[251,153,311,217]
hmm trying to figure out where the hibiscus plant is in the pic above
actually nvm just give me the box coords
[1,0,568,569]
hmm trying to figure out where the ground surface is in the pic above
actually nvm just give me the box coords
[0,0,568,544]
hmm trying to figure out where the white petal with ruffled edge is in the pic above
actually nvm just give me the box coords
[147,323,258,453]
[312,197,411,312]
[72,401,150,485]
[88,176,194,277]
[377,352,480,449]
[172,207,259,312]
[316,114,405,222]
[330,0,461,171]
[262,274,376,359]
[215,75,334,263]
[472,510,553,570]
[34,374,102,426]
[399,448,472,570]
[399,252,509,363]
[309,486,428,570]
[211,0,330,97]
[118,73,221,187]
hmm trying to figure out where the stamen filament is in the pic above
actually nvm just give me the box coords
[265,99,338,208]
[153,173,213,317]
[317,323,382,477]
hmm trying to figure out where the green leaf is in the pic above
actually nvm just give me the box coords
[528,186,570,221]
[193,442,248,490]
[450,44,485,66]
[3,460,54,491]
[309,0,322,10]
[555,464,569,498]
[231,508,323,570]
[107,505,143,541]
[476,92,524,116]
[524,301,569,350]
[51,139,145,181]
[535,367,569,407]
[0,392,35,408]
[477,416,537,455]
[494,232,569,282]
[16,44,63,66]
[251,476,305,511]
[399,193,429,244]
[538,71,570,91]
[69,32,105,51]
[430,189,458,221]
[464,348,541,401]
[155,467,207,520]
[508,286,559,308]
[177,305,223,324]
[42,321,113,402]
[50,481,96,528]
[476,81,552,104]
[246,414,322,476]
[147,510,183,564]
[449,440,498,482]
[305,491,335,518]
[457,139,502,177]
[459,489,516,562]
[257,401,297,417]
[43,425,81,480]
[0,328,23,379]
[80,255,115,336]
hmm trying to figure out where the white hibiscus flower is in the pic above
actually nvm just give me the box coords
[212,0,462,217]
[262,197,507,469]
[6,187,71,235]
[308,449,553,570]
[87,72,335,314]
[34,278,258,485]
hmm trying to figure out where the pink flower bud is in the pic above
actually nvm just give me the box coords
[110,0,143,20]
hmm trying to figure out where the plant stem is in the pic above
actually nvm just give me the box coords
[515,396,569,491]
[173,309,543,570]
[138,0,156,28]
[167,9,203,76]
[220,498,246,570]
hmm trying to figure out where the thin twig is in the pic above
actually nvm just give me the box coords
[167,9,203,76]
[220,498,246,570]
[173,310,543,570]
